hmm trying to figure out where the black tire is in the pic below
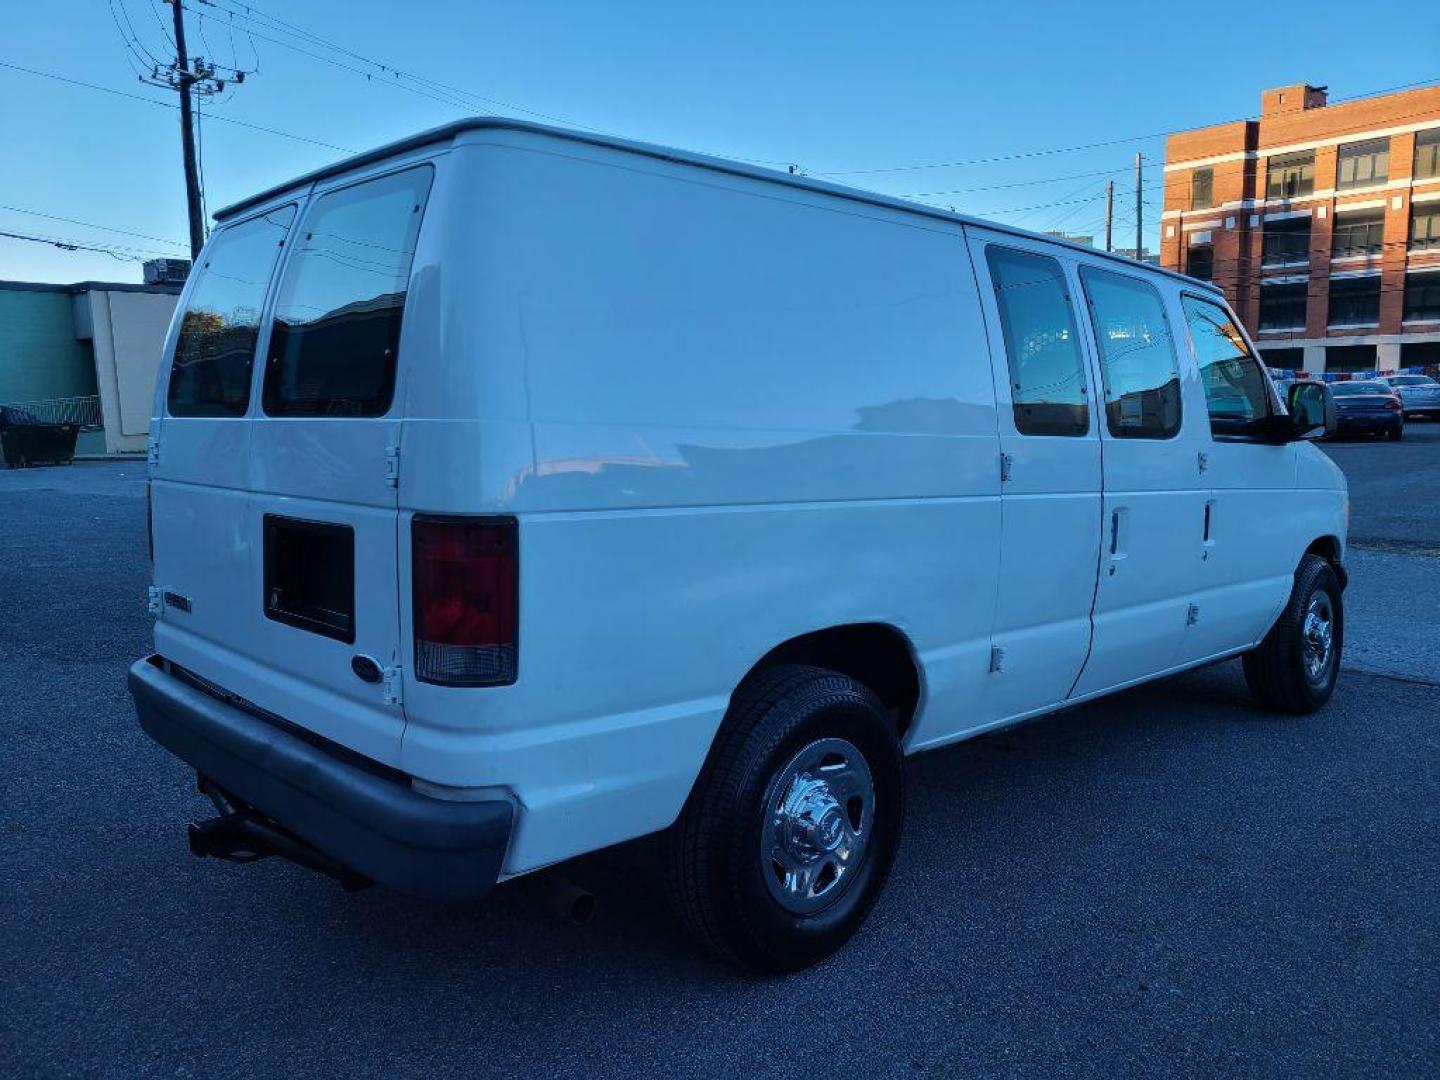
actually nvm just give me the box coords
[1242,554,1343,714]
[1388,425,1403,441]
[667,664,904,973]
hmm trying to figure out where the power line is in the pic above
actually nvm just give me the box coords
[0,59,354,152]
[0,204,186,247]
[192,0,795,166]
[814,79,1439,177]
[0,228,179,261]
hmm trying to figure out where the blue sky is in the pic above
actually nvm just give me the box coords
[2,0,1436,283]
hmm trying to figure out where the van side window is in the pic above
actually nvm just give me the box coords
[1180,295,1274,435]
[262,166,434,417]
[167,207,295,417]
[984,247,1089,436]
[1079,267,1182,439]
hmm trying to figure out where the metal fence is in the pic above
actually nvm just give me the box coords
[1,395,103,429]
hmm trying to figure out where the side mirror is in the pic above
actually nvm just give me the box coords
[1286,382,1337,440]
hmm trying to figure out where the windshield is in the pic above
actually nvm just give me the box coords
[1332,382,1388,396]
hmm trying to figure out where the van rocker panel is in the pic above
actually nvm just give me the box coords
[129,657,512,900]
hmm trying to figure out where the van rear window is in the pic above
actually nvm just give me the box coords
[262,166,433,417]
[167,207,295,417]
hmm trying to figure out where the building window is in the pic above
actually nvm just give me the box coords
[1258,282,1307,330]
[1332,207,1387,258]
[1257,346,1303,371]
[1261,216,1311,266]
[1412,204,1440,251]
[1404,273,1440,323]
[1327,275,1381,327]
[1325,344,1377,372]
[1336,138,1390,190]
[1186,231,1214,280]
[1191,168,1214,210]
[1266,151,1315,200]
[1414,129,1440,181]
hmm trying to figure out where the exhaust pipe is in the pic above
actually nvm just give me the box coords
[528,873,596,924]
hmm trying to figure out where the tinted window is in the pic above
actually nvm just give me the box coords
[1412,205,1440,251]
[1191,168,1213,210]
[1328,275,1381,327]
[263,166,433,417]
[1416,129,1440,181]
[1331,382,1387,396]
[1333,208,1385,257]
[1261,216,1310,266]
[1080,267,1182,439]
[1181,295,1273,435]
[1336,138,1389,190]
[1403,273,1440,323]
[167,207,295,417]
[984,247,1089,437]
[1267,151,1314,200]
[1259,282,1308,331]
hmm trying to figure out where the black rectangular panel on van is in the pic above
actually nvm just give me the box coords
[263,515,356,644]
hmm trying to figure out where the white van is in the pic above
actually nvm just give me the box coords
[131,119,1348,972]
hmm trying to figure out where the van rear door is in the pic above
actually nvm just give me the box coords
[152,166,434,769]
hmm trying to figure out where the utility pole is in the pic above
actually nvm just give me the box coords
[1104,180,1114,253]
[170,0,204,258]
[1133,152,1143,261]
[143,0,242,259]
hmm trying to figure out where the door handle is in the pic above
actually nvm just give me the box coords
[1108,507,1129,564]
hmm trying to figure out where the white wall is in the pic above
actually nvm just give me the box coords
[79,290,177,454]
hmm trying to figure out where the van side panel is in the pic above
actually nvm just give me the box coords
[396,133,1003,873]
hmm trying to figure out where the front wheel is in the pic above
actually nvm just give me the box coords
[667,664,904,973]
[1242,554,1343,714]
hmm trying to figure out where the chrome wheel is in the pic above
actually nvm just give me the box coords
[762,737,874,915]
[1302,591,1335,684]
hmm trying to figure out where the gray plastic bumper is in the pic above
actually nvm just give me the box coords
[129,656,512,901]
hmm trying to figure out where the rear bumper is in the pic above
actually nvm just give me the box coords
[129,656,513,900]
[1335,413,1401,432]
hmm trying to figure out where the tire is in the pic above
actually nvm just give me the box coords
[1388,425,1403,441]
[1242,554,1343,714]
[667,664,904,973]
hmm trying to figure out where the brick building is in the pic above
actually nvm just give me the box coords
[1160,82,1440,374]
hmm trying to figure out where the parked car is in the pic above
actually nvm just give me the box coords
[1376,374,1440,420]
[1329,380,1405,439]
[130,119,1349,973]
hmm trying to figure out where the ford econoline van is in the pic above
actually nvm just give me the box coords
[130,119,1348,972]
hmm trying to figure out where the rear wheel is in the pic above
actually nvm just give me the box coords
[667,664,904,973]
[1242,555,1343,714]
[1388,425,1403,441]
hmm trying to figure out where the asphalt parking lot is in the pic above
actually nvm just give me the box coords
[2,430,1437,1079]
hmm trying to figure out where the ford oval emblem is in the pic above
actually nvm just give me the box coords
[351,655,383,684]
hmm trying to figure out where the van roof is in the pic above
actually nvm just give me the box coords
[215,117,1219,294]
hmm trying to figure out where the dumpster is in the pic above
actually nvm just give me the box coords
[0,407,80,467]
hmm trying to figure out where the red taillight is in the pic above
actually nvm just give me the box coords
[146,481,154,562]
[1383,397,1402,410]
[412,516,518,686]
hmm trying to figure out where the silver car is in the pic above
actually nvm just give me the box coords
[1378,374,1440,420]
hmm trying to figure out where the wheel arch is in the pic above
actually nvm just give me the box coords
[1304,535,1347,590]
[737,622,925,742]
